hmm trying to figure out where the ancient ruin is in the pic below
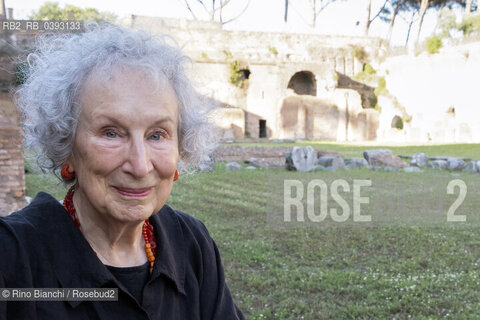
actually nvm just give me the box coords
[1,12,480,214]
[126,16,383,142]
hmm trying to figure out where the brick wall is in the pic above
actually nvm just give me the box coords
[0,118,25,216]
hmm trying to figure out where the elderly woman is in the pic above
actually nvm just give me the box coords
[0,25,244,319]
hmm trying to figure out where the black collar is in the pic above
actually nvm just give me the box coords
[26,193,186,307]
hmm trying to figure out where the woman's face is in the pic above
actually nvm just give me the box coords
[68,67,179,223]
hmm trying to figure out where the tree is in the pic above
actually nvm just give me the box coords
[436,6,457,37]
[410,0,464,45]
[183,0,251,24]
[402,9,418,46]
[364,0,390,36]
[365,0,372,35]
[465,0,473,14]
[310,0,340,28]
[30,2,116,21]
[382,0,415,42]
[414,0,430,45]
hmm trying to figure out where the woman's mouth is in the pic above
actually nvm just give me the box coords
[113,186,152,198]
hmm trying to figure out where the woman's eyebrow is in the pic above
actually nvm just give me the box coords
[151,116,175,125]
[92,114,175,126]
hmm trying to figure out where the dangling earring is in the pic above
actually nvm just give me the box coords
[173,170,179,181]
[61,163,75,180]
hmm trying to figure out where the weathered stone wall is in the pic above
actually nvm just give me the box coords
[212,106,245,140]
[124,16,381,140]
[379,42,480,143]
[126,16,380,68]
[278,90,379,141]
[279,95,339,140]
[8,16,477,143]
[0,117,25,216]
[0,92,19,124]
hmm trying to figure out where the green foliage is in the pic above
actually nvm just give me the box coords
[355,72,366,80]
[458,14,480,35]
[364,63,376,75]
[29,2,116,22]
[355,64,376,80]
[229,61,247,88]
[374,77,388,97]
[268,47,278,55]
[437,7,457,38]
[201,52,208,59]
[426,35,442,54]
[351,45,368,63]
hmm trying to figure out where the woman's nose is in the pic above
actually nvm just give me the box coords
[123,136,153,178]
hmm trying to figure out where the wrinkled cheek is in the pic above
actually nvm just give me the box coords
[75,145,115,182]
[153,147,179,177]
[160,160,178,178]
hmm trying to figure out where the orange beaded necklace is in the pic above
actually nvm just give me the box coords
[62,186,157,274]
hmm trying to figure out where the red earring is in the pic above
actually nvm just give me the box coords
[61,163,75,180]
[173,170,179,181]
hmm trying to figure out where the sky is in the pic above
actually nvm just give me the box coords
[6,0,442,48]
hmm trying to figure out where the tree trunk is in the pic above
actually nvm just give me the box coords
[477,0,480,13]
[414,0,429,46]
[465,0,472,14]
[386,5,400,42]
[365,0,371,36]
[284,0,289,22]
[312,0,317,28]
[210,0,216,21]
[184,0,198,20]
[405,11,415,47]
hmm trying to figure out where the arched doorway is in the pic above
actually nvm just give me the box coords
[287,71,316,96]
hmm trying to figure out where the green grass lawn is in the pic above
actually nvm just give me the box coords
[229,141,480,160]
[24,144,480,319]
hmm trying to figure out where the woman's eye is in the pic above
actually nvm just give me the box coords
[105,131,117,138]
[150,133,161,141]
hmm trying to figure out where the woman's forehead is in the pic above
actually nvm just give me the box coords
[81,62,170,92]
[78,66,179,120]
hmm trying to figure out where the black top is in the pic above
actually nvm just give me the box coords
[0,192,245,320]
[106,262,150,305]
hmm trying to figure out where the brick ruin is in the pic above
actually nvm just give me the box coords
[1,26,25,215]
[0,115,24,216]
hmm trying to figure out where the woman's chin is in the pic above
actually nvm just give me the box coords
[110,204,155,223]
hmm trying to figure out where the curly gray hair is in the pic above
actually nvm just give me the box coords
[15,23,215,180]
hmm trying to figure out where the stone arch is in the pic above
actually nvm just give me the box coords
[391,115,404,130]
[239,68,251,80]
[287,71,316,96]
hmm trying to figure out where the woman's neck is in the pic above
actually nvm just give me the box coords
[72,191,148,267]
